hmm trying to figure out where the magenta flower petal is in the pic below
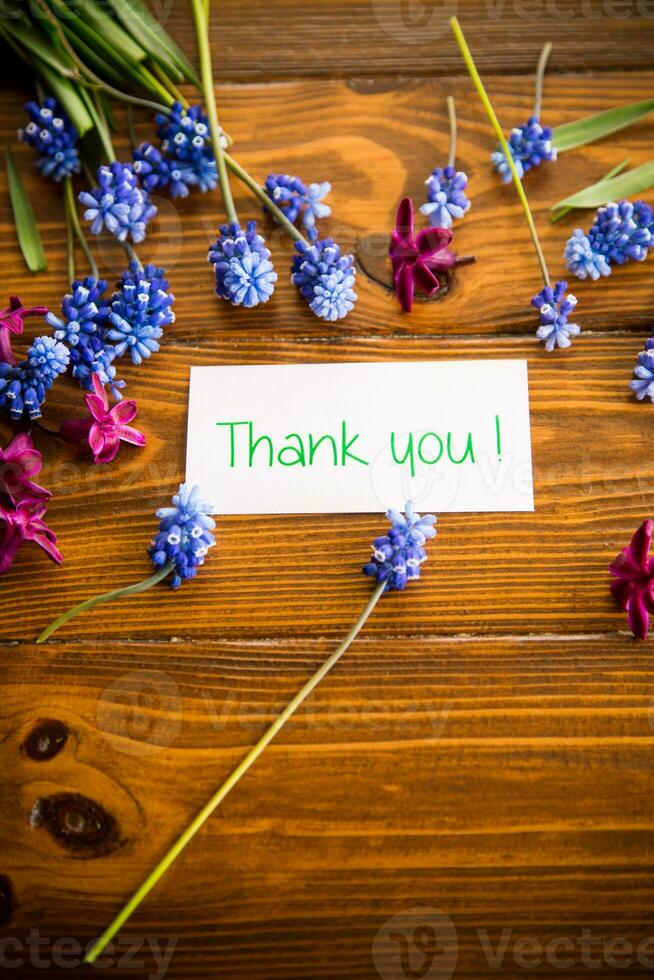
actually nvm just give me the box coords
[0,499,61,574]
[0,296,48,367]
[389,196,456,314]
[109,399,138,425]
[114,424,146,447]
[62,372,145,465]
[609,520,654,640]
[0,432,50,503]
[416,226,453,257]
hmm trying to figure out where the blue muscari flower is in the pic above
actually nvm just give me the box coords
[0,336,69,420]
[154,102,218,194]
[18,97,81,182]
[363,500,437,592]
[105,262,175,365]
[566,200,654,281]
[420,165,470,228]
[491,115,556,183]
[79,162,157,243]
[563,229,611,281]
[149,482,216,589]
[291,228,357,321]
[69,334,125,401]
[265,174,332,228]
[208,221,277,307]
[45,276,109,347]
[630,348,654,403]
[531,281,580,352]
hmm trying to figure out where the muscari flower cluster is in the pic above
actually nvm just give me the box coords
[149,483,216,589]
[291,228,357,321]
[133,102,220,198]
[491,116,556,183]
[363,501,437,592]
[420,165,470,229]
[47,264,174,398]
[18,97,80,182]
[264,174,331,229]
[564,200,654,282]
[80,162,157,243]
[0,432,61,575]
[0,335,69,421]
[531,281,579,352]
[208,221,277,308]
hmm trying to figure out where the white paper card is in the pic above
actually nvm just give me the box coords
[185,360,534,515]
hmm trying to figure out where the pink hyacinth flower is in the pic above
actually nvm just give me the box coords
[0,432,51,503]
[0,296,48,365]
[389,196,455,313]
[609,519,654,640]
[59,373,146,465]
[0,498,62,574]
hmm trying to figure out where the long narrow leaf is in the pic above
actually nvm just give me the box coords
[105,0,200,85]
[553,98,654,153]
[550,158,630,222]
[34,61,94,134]
[64,0,147,64]
[1,16,76,75]
[551,160,654,211]
[5,146,47,273]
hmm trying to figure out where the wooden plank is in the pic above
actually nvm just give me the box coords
[1,74,654,339]
[152,0,654,80]
[0,332,651,642]
[2,636,654,978]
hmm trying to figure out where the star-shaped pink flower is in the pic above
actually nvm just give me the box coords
[0,296,48,365]
[0,498,62,575]
[389,196,455,312]
[59,373,146,464]
[0,432,50,503]
[609,520,654,640]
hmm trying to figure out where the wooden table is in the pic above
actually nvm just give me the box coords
[2,3,654,977]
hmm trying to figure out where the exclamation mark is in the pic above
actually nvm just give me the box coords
[495,414,502,461]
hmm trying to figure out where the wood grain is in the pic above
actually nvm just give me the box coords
[155,0,654,80]
[2,75,654,340]
[2,636,654,977]
[1,5,654,977]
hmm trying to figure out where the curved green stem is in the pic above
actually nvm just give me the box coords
[121,239,142,270]
[446,95,457,169]
[534,41,552,119]
[63,176,98,279]
[149,59,188,108]
[450,17,550,287]
[84,578,386,964]
[36,561,175,644]
[191,0,237,224]
[224,152,307,245]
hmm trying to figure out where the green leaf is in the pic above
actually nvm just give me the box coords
[34,61,95,134]
[550,158,630,222]
[104,0,200,85]
[5,146,47,273]
[0,16,76,76]
[552,98,654,153]
[63,0,148,64]
[551,160,654,211]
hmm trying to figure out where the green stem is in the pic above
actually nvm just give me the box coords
[149,59,188,108]
[550,157,630,223]
[224,152,307,245]
[63,185,76,282]
[37,561,175,643]
[63,176,98,279]
[534,41,552,119]
[84,579,386,964]
[450,16,550,286]
[190,0,237,224]
[446,95,457,169]
[126,103,138,148]
[136,62,175,107]
[121,239,142,270]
